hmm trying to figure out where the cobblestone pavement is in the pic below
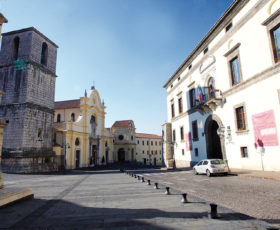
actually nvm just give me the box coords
[0,170,276,229]
[134,169,280,228]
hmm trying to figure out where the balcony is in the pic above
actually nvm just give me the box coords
[192,87,223,114]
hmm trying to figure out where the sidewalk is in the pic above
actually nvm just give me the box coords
[229,168,280,181]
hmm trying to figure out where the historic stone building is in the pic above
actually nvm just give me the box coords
[135,133,162,166]
[53,86,113,169]
[163,0,280,171]
[0,27,58,172]
[111,120,136,162]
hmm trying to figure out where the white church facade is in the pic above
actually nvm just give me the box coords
[163,0,280,171]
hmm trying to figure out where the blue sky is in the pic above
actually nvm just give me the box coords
[1,0,232,135]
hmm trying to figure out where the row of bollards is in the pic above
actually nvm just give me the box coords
[123,170,221,219]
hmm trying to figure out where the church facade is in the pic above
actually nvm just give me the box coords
[53,87,113,169]
[163,0,280,171]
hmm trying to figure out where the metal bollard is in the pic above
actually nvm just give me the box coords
[154,182,159,189]
[165,187,170,195]
[181,193,188,203]
[134,174,137,178]
[208,203,220,219]
[147,180,151,185]
[138,176,140,180]
[142,177,145,182]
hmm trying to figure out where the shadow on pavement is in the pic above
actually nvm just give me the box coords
[0,198,259,230]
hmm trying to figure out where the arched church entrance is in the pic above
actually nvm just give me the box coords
[118,148,125,162]
[205,115,226,160]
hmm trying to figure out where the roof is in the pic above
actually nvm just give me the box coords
[163,0,248,88]
[136,133,162,139]
[2,27,59,48]
[112,120,134,128]
[55,99,80,110]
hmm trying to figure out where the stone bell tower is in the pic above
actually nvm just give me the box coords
[0,27,58,172]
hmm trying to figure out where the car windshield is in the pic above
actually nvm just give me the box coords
[210,160,224,165]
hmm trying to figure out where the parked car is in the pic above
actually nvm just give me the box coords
[193,159,229,177]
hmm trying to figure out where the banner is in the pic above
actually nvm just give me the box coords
[252,110,278,147]
[185,132,192,151]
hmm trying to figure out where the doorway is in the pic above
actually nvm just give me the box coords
[153,158,156,166]
[75,150,80,168]
[205,116,223,159]
[118,148,125,162]
[92,145,97,165]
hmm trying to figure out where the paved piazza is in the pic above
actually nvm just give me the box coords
[0,169,278,229]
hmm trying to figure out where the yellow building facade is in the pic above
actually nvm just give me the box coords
[54,87,113,169]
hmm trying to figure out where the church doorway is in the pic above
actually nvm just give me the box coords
[75,150,80,168]
[118,148,125,162]
[205,115,224,159]
[91,145,97,165]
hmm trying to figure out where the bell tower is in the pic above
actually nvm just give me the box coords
[0,27,58,172]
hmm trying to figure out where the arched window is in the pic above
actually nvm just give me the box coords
[90,115,96,124]
[41,42,48,66]
[71,113,75,122]
[13,37,20,60]
[208,77,215,98]
[75,138,80,146]
[57,114,61,123]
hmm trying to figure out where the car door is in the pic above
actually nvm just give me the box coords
[202,160,209,173]
[196,161,203,173]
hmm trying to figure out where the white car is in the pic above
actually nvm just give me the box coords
[193,159,229,177]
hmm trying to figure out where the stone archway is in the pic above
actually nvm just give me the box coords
[204,114,226,160]
[118,148,125,162]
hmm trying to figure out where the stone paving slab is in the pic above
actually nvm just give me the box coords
[0,170,276,229]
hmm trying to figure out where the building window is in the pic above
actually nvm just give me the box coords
[192,120,198,141]
[170,84,173,89]
[208,77,215,98]
[189,88,196,108]
[75,138,80,146]
[71,113,75,122]
[171,100,175,118]
[131,136,133,140]
[180,126,184,141]
[173,129,176,142]
[142,150,144,154]
[188,64,192,70]
[241,147,248,158]
[235,106,246,131]
[155,150,157,155]
[159,141,161,145]
[271,25,280,63]
[57,114,61,123]
[203,47,208,54]
[151,141,153,146]
[137,140,139,144]
[230,56,241,85]
[182,149,184,155]
[195,148,198,157]
[178,97,183,114]
[225,22,232,32]
[41,42,48,66]
[178,77,180,81]
[142,141,144,145]
[147,150,149,154]
[147,141,149,145]
[13,37,20,60]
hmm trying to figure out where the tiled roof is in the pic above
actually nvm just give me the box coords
[55,99,80,110]
[112,120,134,128]
[136,133,162,139]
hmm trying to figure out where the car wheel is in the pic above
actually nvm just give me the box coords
[206,169,211,177]
[193,169,198,175]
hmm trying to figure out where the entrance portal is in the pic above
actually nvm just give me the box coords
[75,150,80,168]
[91,145,97,165]
[205,119,223,159]
[118,148,125,162]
